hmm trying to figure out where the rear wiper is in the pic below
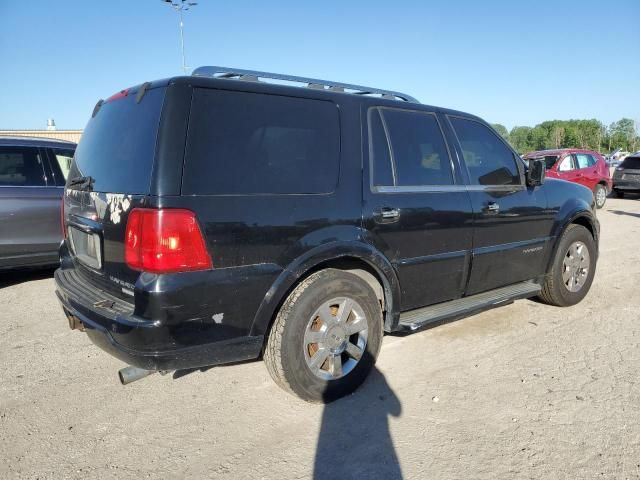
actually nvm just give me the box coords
[68,175,95,191]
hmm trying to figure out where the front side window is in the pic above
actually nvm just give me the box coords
[449,117,520,186]
[183,89,340,195]
[0,146,46,186]
[369,108,453,187]
[558,155,575,172]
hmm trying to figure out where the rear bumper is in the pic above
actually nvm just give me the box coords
[55,267,264,371]
[613,179,640,191]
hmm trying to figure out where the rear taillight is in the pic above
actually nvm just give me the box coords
[124,208,212,274]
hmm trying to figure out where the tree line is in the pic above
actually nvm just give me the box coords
[491,118,639,155]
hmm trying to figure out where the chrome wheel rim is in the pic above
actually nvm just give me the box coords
[596,186,606,206]
[303,297,368,381]
[562,241,590,292]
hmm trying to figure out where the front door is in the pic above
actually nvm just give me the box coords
[445,116,554,295]
[362,107,473,311]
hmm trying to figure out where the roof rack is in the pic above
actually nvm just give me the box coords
[192,66,419,103]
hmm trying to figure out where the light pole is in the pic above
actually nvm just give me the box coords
[162,0,198,74]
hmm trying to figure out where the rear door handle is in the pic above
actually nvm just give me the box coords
[375,207,401,223]
[485,202,500,213]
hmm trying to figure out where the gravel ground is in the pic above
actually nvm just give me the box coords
[1,197,639,480]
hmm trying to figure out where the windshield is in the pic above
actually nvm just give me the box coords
[69,87,166,193]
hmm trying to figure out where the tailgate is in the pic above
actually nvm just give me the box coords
[63,85,167,299]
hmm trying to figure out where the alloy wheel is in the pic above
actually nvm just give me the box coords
[303,297,368,380]
[562,241,590,292]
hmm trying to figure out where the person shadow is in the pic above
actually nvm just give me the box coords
[313,367,403,480]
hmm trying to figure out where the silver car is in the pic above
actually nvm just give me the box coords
[0,136,76,269]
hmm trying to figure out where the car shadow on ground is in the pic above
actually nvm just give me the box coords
[0,267,57,290]
[608,209,640,219]
[314,367,403,480]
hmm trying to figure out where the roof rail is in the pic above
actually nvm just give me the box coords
[192,66,419,103]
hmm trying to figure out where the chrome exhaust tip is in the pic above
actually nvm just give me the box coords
[65,312,85,332]
[118,366,155,385]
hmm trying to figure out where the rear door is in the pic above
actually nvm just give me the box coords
[446,116,554,295]
[0,145,60,267]
[574,153,598,191]
[362,107,473,311]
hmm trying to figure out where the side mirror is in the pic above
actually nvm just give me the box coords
[527,159,545,187]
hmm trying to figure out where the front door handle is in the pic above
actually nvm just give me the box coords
[485,202,500,213]
[375,207,401,223]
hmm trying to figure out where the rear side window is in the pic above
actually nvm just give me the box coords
[0,146,46,186]
[621,156,640,169]
[183,89,340,195]
[70,87,165,194]
[369,107,453,187]
[449,117,520,186]
[576,153,596,169]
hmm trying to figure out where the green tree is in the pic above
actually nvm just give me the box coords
[491,123,510,141]
[509,126,533,153]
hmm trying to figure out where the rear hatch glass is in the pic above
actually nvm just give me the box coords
[69,87,165,194]
[621,156,640,170]
[64,86,166,299]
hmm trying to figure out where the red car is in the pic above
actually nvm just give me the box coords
[524,149,612,208]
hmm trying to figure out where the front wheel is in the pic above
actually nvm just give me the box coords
[264,269,383,403]
[594,184,607,208]
[537,224,596,307]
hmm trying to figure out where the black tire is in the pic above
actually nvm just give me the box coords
[594,184,607,209]
[264,269,383,403]
[537,224,596,307]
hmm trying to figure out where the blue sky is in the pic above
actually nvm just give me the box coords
[1,0,638,130]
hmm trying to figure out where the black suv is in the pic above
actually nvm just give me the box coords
[55,67,599,402]
[612,154,640,197]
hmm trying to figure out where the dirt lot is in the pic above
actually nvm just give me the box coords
[1,197,639,480]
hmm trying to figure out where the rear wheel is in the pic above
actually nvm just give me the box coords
[264,269,383,403]
[538,224,596,307]
[594,184,607,208]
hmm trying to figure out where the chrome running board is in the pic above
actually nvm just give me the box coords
[398,281,541,332]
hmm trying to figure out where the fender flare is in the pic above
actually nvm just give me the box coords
[249,241,401,338]
[545,208,599,274]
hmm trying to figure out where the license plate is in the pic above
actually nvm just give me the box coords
[68,227,102,269]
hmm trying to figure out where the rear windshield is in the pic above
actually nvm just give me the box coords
[621,156,640,169]
[69,87,165,193]
[182,89,340,195]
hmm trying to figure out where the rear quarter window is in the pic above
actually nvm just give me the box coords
[182,89,340,195]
